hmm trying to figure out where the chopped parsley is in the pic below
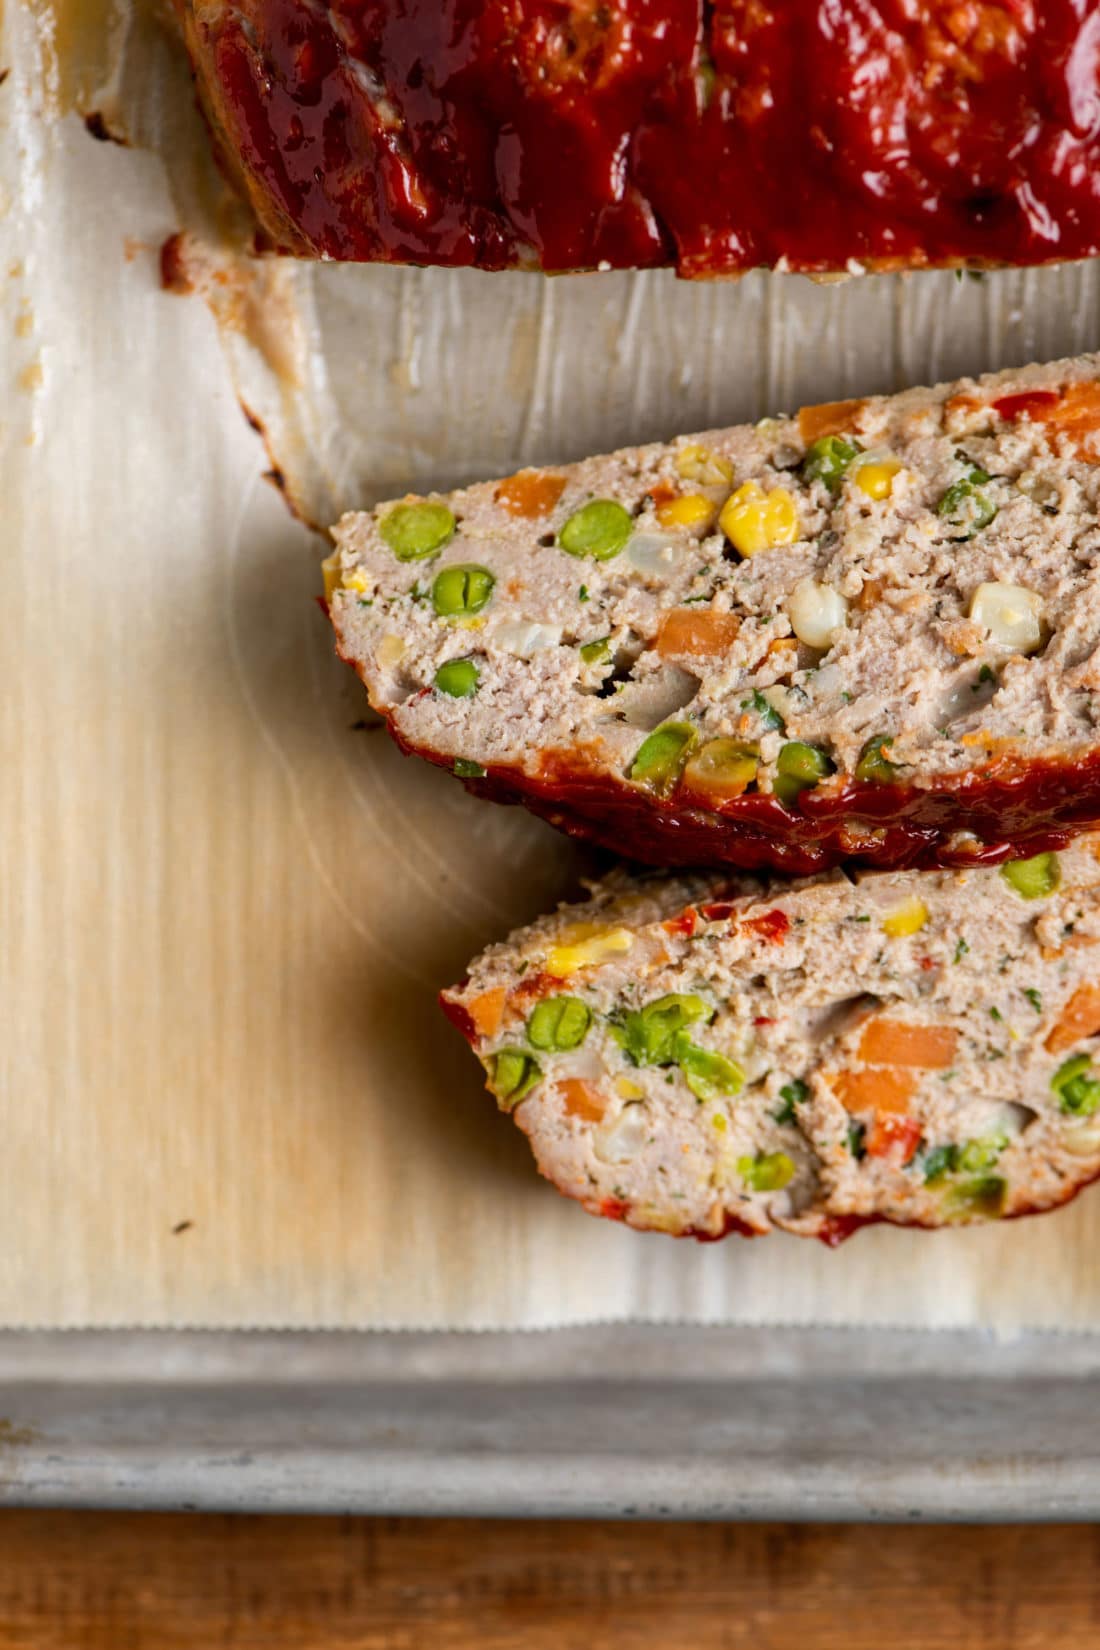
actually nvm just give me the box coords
[741,688,784,731]
[774,1078,809,1125]
[989,1006,1003,1023]
[578,585,589,602]
[1023,987,1042,1014]
[847,1121,867,1160]
[922,1143,957,1183]
[953,937,969,963]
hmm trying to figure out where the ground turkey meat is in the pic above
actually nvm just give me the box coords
[441,836,1100,1241]
[328,355,1100,875]
[174,0,1100,275]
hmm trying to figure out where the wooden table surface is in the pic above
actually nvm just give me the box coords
[0,1515,1096,1647]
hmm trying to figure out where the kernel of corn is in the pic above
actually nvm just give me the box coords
[676,443,734,486]
[546,924,635,978]
[344,567,372,595]
[881,896,928,938]
[615,1076,645,1100]
[657,493,716,530]
[855,458,902,500]
[321,549,343,603]
[711,1113,729,1133]
[719,482,800,557]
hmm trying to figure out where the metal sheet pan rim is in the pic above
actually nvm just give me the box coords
[0,1326,1097,1519]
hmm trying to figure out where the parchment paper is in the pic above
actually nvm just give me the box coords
[3,0,1099,1329]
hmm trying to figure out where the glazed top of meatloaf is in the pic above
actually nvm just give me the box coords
[327,355,1100,809]
[442,837,1100,1239]
[177,0,1100,273]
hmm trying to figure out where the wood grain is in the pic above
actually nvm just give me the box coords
[0,1515,1096,1650]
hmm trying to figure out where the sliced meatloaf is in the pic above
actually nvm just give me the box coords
[328,355,1100,875]
[441,837,1100,1241]
[175,0,1100,274]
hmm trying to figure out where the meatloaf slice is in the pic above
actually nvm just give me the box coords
[328,355,1100,876]
[175,0,1100,274]
[442,837,1100,1241]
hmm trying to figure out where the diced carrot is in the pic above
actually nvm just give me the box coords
[944,393,984,423]
[858,1018,958,1069]
[656,607,741,659]
[743,909,790,944]
[559,1078,609,1122]
[1039,383,1100,445]
[701,901,738,922]
[995,384,1100,453]
[662,908,698,938]
[798,398,865,443]
[466,986,506,1039]
[831,1067,918,1116]
[1045,981,1100,1054]
[494,470,567,519]
[865,1113,922,1165]
[646,480,678,507]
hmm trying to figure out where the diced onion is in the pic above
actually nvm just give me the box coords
[787,577,849,649]
[491,619,563,657]
[626,534,680,577]
[969,582,1045,654]
[378,633,407,669]
[1063,1119,1100,1158]
[594,1104,649,1164]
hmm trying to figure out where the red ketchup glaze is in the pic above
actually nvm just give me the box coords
[419,739,1100,876]
[190,0,1100,272]
[439,992,478,1042]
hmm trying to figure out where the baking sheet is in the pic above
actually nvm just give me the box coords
[4,0,1100,1331]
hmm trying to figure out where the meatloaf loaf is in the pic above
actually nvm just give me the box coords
[441,838,1100,1241]
[328,355,1100,876]
[177,0,1100,275]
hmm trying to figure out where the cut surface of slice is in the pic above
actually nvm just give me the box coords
[441,838,1100,1241]
[330,356,1100,874]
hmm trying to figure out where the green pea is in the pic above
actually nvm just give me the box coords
[1051,1054,1100,1117]
[614,993,710,1068]
[432,563,496,617]
[773,741,835,806]
[802,435,862,494]
[921,1143,957,1184]
[672,1037,744,1103]
[380,500,455,561]
[957,1133,1009,1174]
[944,1175,1006,1220]
[683,738,759,796]
[854,734,897,784]
[527,996,591,1052]
[579,636,611,665]
[1000,852,1060,900]
[434,658,480,698]
[937,466,997,540]
[490,1048,542,1110]
[737,1152,795,1192]
[629,721,698,796]
[559,499,633,561]
[453,758,485,779]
